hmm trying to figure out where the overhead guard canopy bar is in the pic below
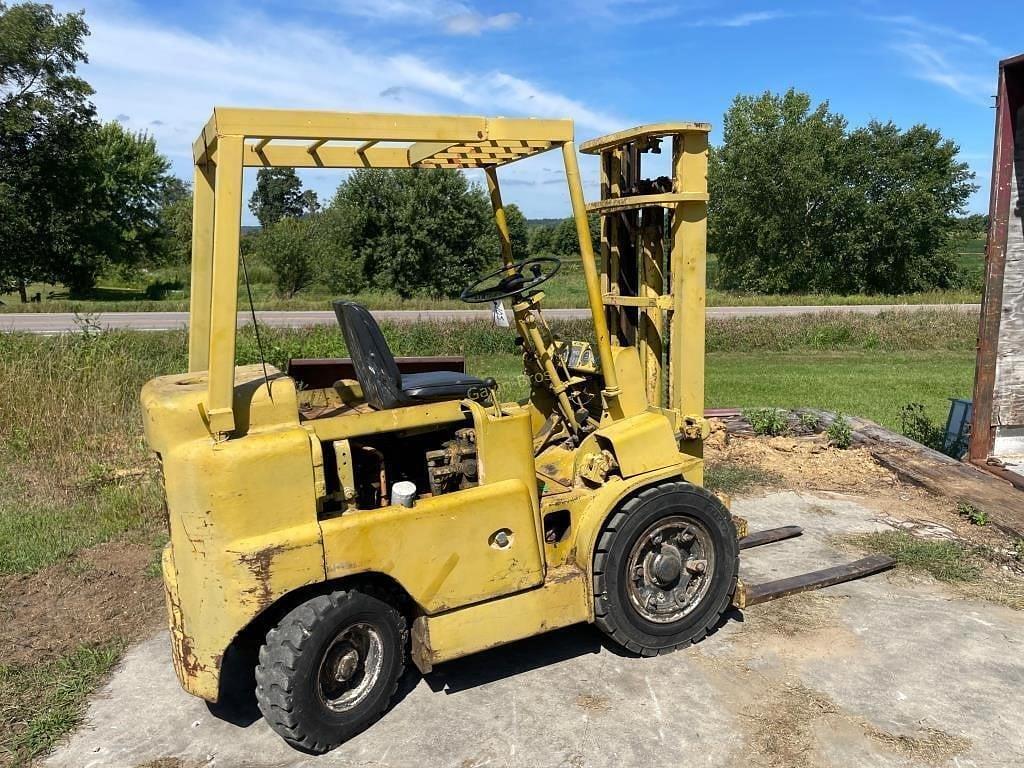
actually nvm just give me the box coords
[188,107,602,437]
[194,108,573,170]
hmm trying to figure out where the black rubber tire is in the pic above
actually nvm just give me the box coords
[255,588,407,753]
[593,481,738,656]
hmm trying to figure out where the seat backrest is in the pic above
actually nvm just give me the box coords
[332,301,406,410]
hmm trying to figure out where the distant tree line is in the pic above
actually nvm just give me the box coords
[247,167,533,299]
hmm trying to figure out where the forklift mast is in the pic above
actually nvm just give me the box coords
[581,124,711,460]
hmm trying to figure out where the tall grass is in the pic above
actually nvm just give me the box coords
[706,309,977,352]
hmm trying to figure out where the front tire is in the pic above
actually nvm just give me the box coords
[593,482,738,655]
[255,589,407,753]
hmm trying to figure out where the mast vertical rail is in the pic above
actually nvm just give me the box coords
[669,130,709,465]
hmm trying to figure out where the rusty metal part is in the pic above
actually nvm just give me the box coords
[317,622,384,713]
[738,525,803,550]
[425,428,478,496]
[680,415,709,441]
[972,459,1024,492]
[626,515,715,623]
[578,450,616,486]
[358,445,387,508]
[733,554,895,609]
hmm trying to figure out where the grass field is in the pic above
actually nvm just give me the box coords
[0,311,976,764]
[0,239,986,313]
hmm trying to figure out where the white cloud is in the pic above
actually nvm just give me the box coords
[63,2,621,217]
[443,11,520,36]
[577,0,683,25]
[891,41,993,105]
[302,0,520,36]
[872,15,1000,56]
[873,14,998,105]
[691,10,786,28]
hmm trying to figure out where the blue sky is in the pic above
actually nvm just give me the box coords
[58,0,1016,222]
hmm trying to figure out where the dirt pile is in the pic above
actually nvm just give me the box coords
[706,421,898,494]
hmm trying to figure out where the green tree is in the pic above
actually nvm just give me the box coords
[529,223,555,254]
[0,1,93,301]
[254,216,318,298]
[709,89,975,294]
[504,203,530,259]
[956,213,988,236]
[836,121,975,293]
[65,121,172,291]
[156,177,192,266]
[549,213,600,256]
[0,4,176,297]
[248,168,316,228]
[478,201,529,265]
[709,89,848,293]
[322,169,495,298]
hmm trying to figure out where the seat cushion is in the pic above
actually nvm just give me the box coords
[401,371,488,402]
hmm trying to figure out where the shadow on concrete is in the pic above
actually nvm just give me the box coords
[423,624,603,694]
[207,610,745,727]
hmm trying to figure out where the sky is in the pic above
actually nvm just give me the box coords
[55,0,1018,223]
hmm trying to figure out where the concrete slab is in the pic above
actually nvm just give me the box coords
[45,492,1024,768]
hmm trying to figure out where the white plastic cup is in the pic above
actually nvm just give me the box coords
[391,480,417,508]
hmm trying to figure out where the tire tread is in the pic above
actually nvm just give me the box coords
[254,586,407,753]
[591,481,738,655]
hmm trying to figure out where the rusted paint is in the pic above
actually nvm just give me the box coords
[236,544,291,610]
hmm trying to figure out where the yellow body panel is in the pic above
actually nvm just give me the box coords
[410,459,703,671]
[412,565,589,671]
[595,410,680,478]
[145,366,324,700]
[321,479,542,614]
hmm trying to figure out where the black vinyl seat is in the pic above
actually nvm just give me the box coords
[332,300,490,410]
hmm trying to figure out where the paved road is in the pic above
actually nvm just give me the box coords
[45,491,1024,768]
[0,303,981,334]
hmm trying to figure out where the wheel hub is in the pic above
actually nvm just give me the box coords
[627,516,716,623]
[317,623,384,713]
[649,544,683,586]
[332,648,360,682]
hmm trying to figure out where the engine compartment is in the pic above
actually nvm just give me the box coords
[320,422,479,514]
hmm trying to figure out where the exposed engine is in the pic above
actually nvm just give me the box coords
[425,428,478,496]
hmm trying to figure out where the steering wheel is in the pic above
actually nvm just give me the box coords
[460,256,562,304]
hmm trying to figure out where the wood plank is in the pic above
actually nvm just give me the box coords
[805,411,1024,538]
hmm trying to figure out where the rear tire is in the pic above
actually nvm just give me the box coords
[255,589,407,753]
[593,481,738,655]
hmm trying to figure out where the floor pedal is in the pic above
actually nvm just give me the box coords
[738,525,803,550]
[733,554,896,609]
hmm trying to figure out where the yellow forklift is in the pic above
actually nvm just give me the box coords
[141,108,893,753]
